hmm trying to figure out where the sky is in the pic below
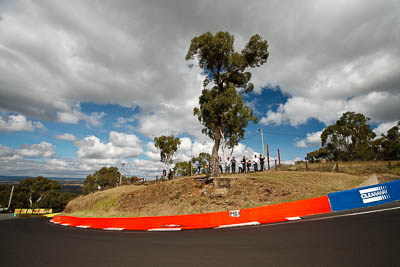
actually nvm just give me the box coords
[0,0,399,179]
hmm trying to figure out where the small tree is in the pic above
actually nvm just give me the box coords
[192,152,211,171]
[305,147,329,163]
[186,31,269,177]
[173,161,191,176]
[83,167,121,194]
[17,176,61,208]
[154,135,181,173]
[375,121,400,160]
[321,112,376,161]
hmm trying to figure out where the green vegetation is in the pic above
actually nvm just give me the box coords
[173,161,191,176]
[154,135,181,172]
[375,121,400,160]
[307,113,399,162]
[0,177,77,212]
[83,167,121,194]
[186,31,269,177]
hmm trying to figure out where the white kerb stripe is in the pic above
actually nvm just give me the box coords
[52,221,61,224]
[76,225,91,229]
[286,216,302,221]
[148,228,182,232]
[215,221,260,229]
[61,223,70,226]
[103,228,124,231]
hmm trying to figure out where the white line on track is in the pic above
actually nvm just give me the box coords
[103,228,125,231]
[148,228,182,231]
[286,216,302,220]
[259,206,400,228]
[215,221,260,229]
[319,206,400,220]
[76,225,91,229]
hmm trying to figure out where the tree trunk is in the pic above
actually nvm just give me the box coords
[211,126,221,178]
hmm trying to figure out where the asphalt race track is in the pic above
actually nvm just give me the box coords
[1,203,400,267]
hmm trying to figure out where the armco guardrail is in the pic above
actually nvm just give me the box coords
[328,180,400,212]
[53,196,331,231]
[14,208,53,215]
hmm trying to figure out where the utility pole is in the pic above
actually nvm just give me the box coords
[266,144,270,170]
[119,163,126,185]
[278,149,281,168]
[258,129,265,156]
[189,137,193,176]
[8,185,14,210]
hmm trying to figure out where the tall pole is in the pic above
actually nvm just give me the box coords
[278,149,281,168]
[258,129,265,156]
[119,163,125,185]
[189,137,193,176]
[267,144,270,170]
[8,185,14,209]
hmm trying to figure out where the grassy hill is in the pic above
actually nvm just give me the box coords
[63,170,388,218]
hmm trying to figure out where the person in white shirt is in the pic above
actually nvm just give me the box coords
[226,157,231,173]
[253,155,259,172]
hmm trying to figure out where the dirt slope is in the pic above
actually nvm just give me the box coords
[64,171,371,218]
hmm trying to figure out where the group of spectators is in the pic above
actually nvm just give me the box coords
[195,154,266,174]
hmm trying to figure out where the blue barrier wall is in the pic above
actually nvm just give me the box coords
[328,180,400,212]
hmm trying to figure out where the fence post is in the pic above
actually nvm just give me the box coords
[278,149,281,168]
[267,144,270,170]
[388,161,392,170]
[336,163,339,172]
[275,159,278,171]
[306,160,308,170]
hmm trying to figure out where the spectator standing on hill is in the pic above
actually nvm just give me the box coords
[241,156,246,173]
[196,161,201,174]
[259,154,265,171]
[253,155,259,171]
[226,157,231,173]
[231,157,236,173]
[247,158,252,172]
[219,156,223,173]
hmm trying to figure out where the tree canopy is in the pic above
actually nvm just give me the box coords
[306,112,400,162]
[186,31,269,177]
[321,112,376,161]
[154,135,181,172]
[375,121,400,160]
[173,161,191,177]
[3,176,77,212]
[18,176,61,208]
[83,167,121,194]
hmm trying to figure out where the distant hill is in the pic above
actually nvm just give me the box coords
[0,176,85,185]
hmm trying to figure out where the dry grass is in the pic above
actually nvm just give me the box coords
[63,170,371,218]
[283,160,400,176]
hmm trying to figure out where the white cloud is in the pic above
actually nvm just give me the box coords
[57,110,105,127]
[0,144,22,160]
[373,121,399,137]
[0,114,45,132]
[1,0,398,135]
[296,131,323,148]
[113,117,136,130]
[55,133,77,141]
[16,142,55,158]
[261,91,400,126]
[76,131,143,159]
